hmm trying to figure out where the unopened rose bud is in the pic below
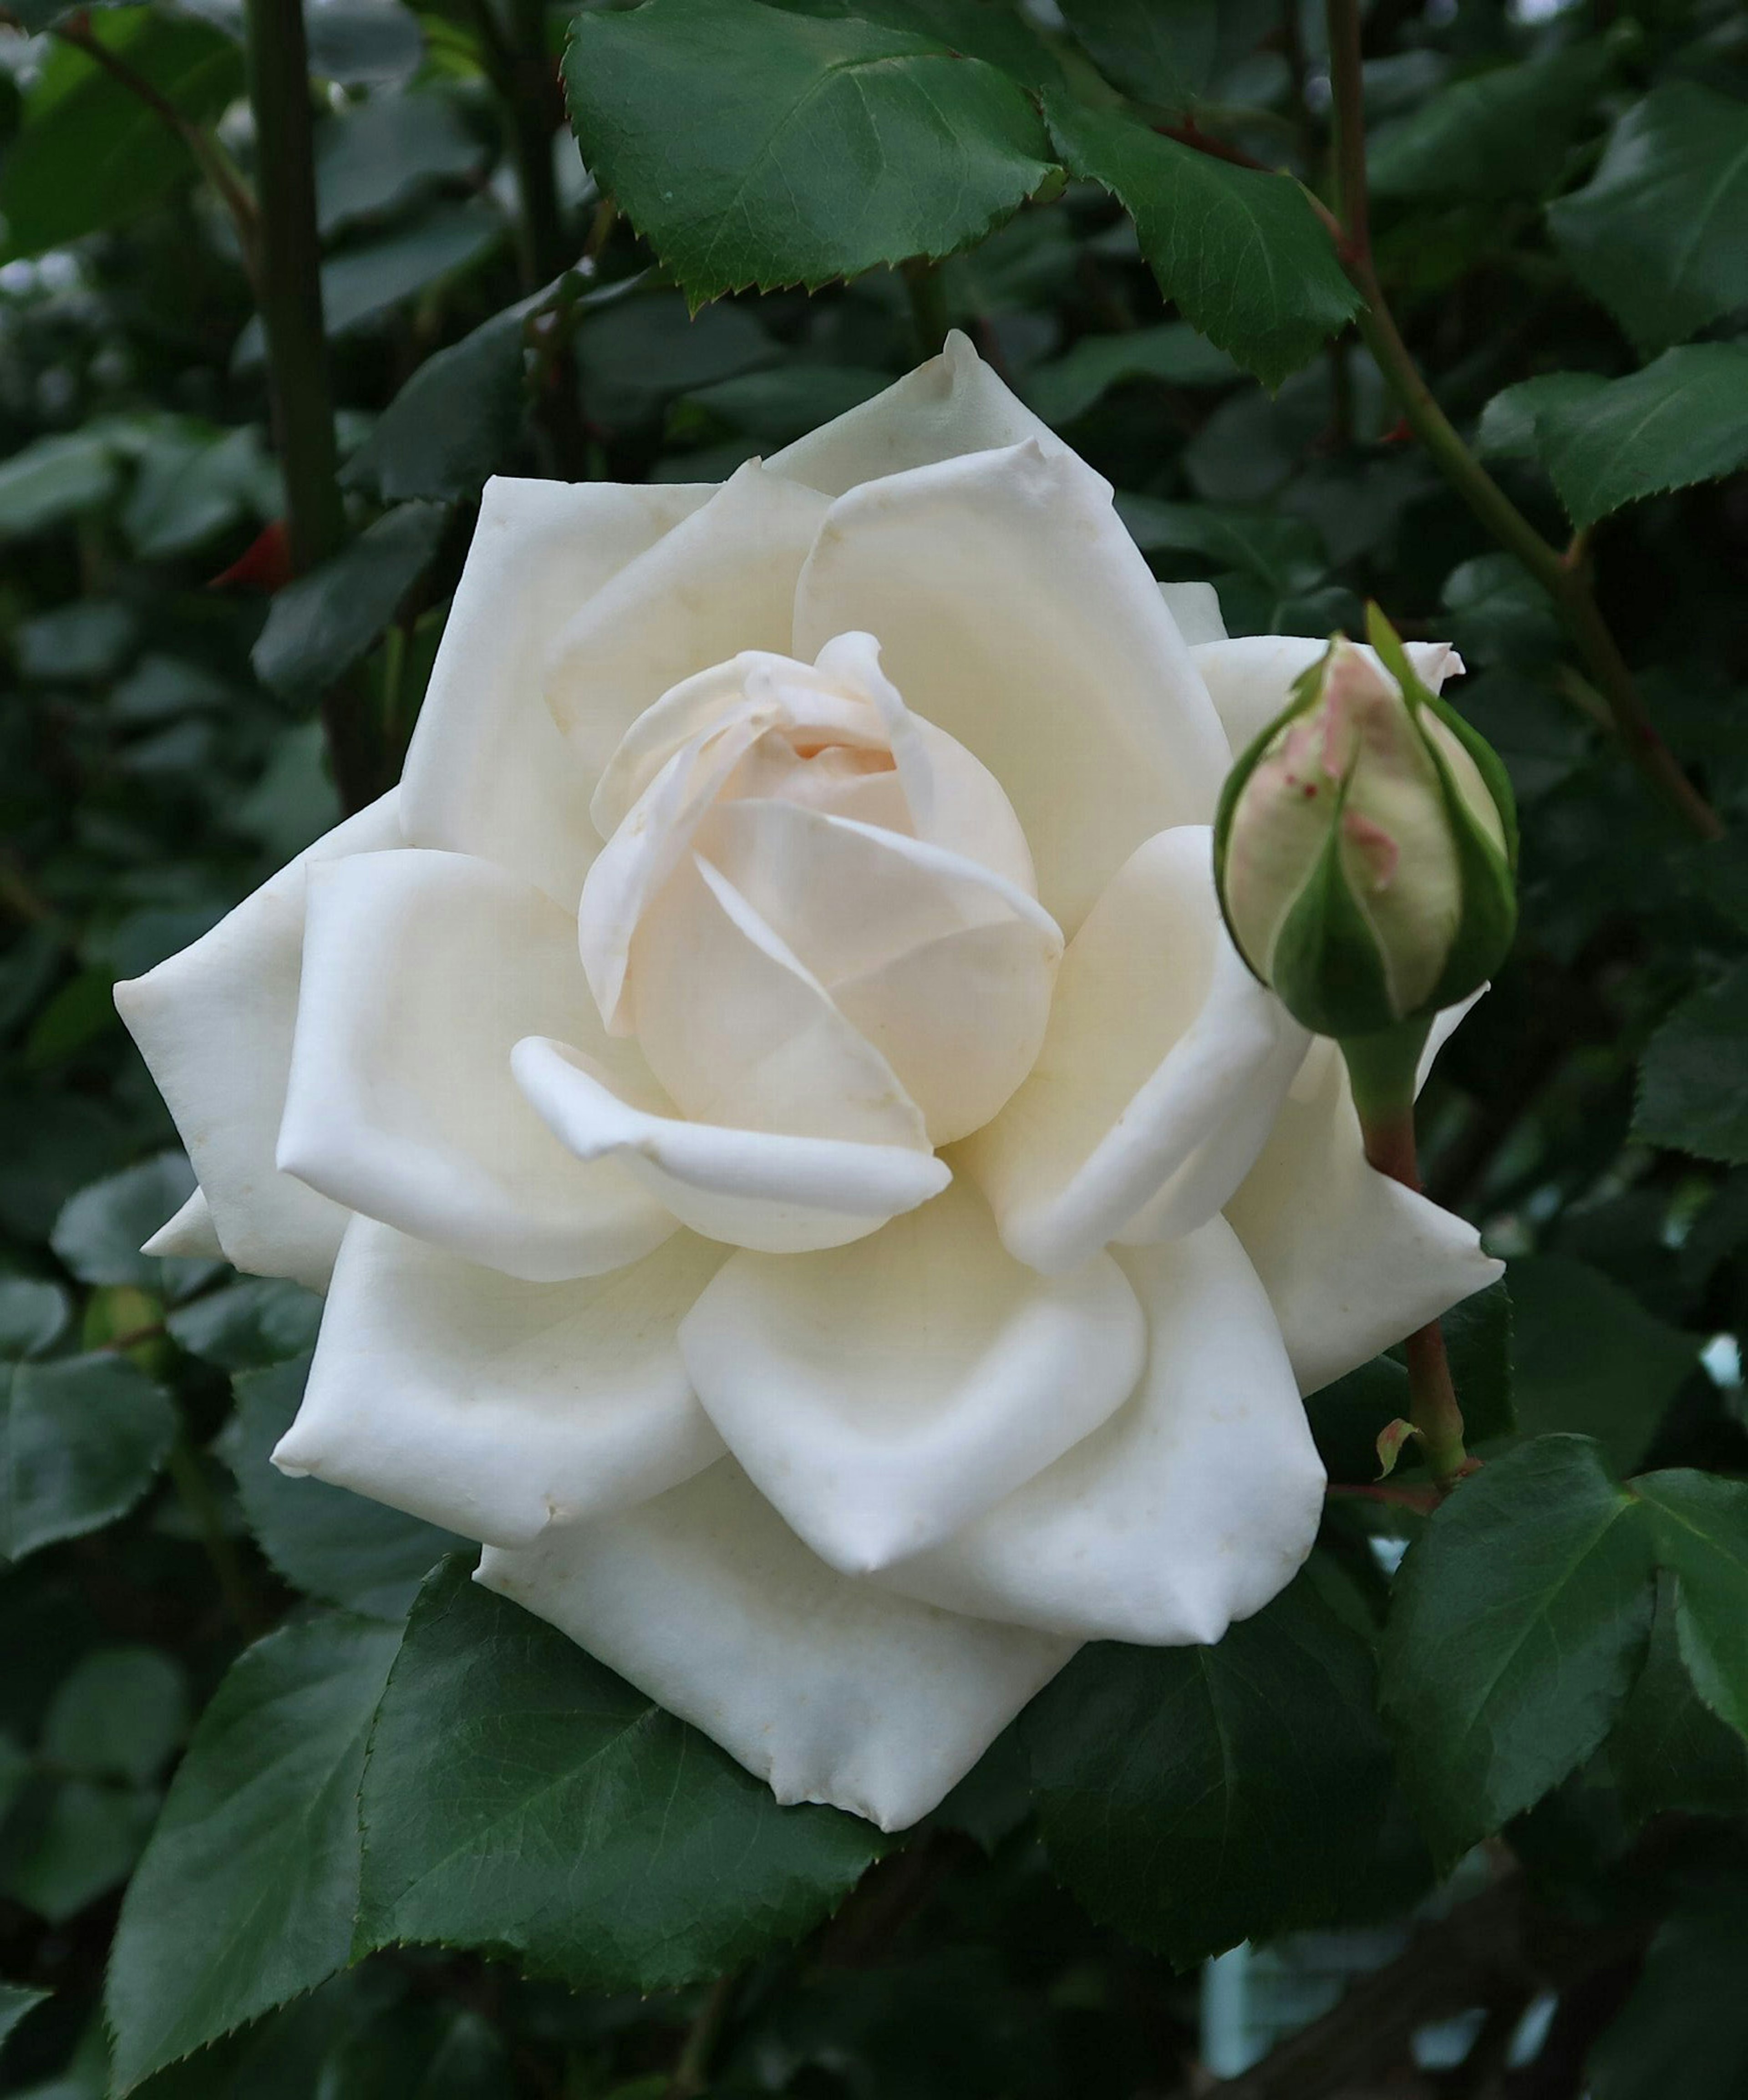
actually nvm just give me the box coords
[1213,606,1517,1040]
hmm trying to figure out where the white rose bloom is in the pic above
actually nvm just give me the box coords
[117,336,1499,1831]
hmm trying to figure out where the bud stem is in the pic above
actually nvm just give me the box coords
[1340,1022,1476,1497]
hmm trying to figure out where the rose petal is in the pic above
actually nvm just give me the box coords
[697,802,1060,1142]
[1158,580,1228,645]
[513,1036,950,1254]
[476,1458,1074,1831]
[677,1177,1145,1576]
[793,439,1230,931]
[544,462,829,796]
[114,792,403,1292]
[402,477,711,909]
[277,849,674,1282]
[767,328,1057,498]
[141,1186,224,1262]
[588,646,886,843]
[876,1218,1325,1645]
[630,853,934,1147]
[273,1218,726,1546]
[959,826,1308,1275]
[1190,636,1463,758]
[1224,1036,1503,1394]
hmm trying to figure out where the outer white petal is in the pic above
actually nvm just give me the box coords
[697,803,1061,1143]
[1224,1036,1503,1394]
[402,477,711,908]
[114,792,403,1292]
[1191,636,1464,758]
[959,827,1308,1274]
[278,849,673,1283]
[476,1459,1075,1831]
[794,439,1231,931]
[514,1037,950,1255]
[677,1177,1145,1576]
[1158,579,1227,645]
[142,1187,224,1261]
[630,854,934,1147]
[877,1219,1325,1646]
[544,462,829,795]
[767,329,1058,498]
[273,1218,726,1546]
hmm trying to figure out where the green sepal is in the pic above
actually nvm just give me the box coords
[1426,760,1518,1012]
[1365,603,1518,1012]
[1211,641,1335,988]
[1266,802,1400,1037]
[1365,601,1519,868]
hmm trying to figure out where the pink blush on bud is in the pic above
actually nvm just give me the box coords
[1341,809,1400,890]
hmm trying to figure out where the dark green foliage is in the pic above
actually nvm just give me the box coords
[1045,92,1362,390]
[355,1561,884,1986]
[1026,1576,1419,1967]
[105,1616,402,2090]
[3,0,1748,2092]
[1381,1437,1658,1861]
[564,0,1058,298]
[217,1357,462,1619]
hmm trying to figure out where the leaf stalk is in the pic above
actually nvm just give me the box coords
[1322,0,1723,842]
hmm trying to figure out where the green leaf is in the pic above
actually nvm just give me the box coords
[1369,48,1609,204]
[314,92,485,239]
[0,1277,71,1360]
[253,503,449,702]
[1611,1580,1748,1826]
[1115,493,1326,595]
[0,431,121,540]
[1532,346,1748,530]
[42,1646,187,1783]
[218,1356,462,1619]
[797,0,1065,91]
[1055,0,1219,111]
[1588,1880,1748,2100]
[1023,320,1239,425]
[1026,1574,1411,1967]
[1474,372,1607,463]
[684,363,889,446]
[185,0,425,87]
[355,1559,882,1988]
[341,305,527,505]
[0,1353,176,1562]
[122,424,278,564]
[1636,961,1748,1166]
[1045,92,1361,390]
[312,1999,514,2100]
[0,1983,50,2050]
[0,10,245,261]
[1634,1470,1748,1742]
[165,1280,321,1372]
[1,1778,157,1923]
[564,0,1057,301]
[1507,1256,1696,1473]
[1380,1435,1654,1860]
[233,202,508,369]
[104,1614,401,2092]
[1548,82,1748,355]
[49,1153,204,1292]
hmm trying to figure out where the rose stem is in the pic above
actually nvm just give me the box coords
[903,258,950,360]
[243,0,379,815]
[1342,1022,1475,1497]
[1323,0,1723,843]
[51,13,260,284]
